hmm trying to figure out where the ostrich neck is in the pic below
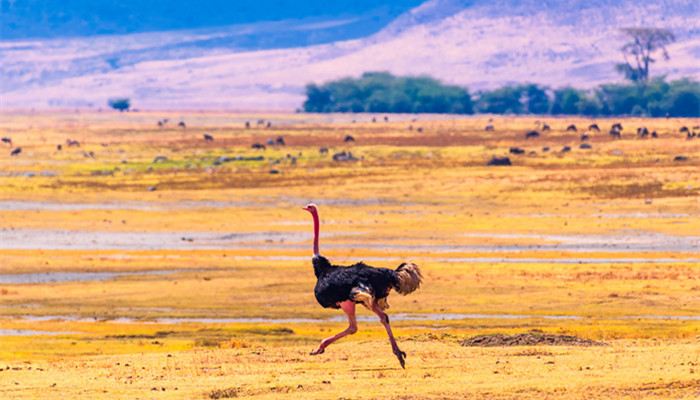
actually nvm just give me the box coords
[311,211,320,256]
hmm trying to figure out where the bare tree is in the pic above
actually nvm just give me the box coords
[615,28,675,82]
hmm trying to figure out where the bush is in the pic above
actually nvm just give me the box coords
[108,98,130,112]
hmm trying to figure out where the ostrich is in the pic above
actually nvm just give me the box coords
[302,204,422,368]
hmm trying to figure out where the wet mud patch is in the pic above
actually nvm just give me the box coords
[460,332,606,347]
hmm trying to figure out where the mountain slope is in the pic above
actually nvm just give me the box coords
[1,0,698,110]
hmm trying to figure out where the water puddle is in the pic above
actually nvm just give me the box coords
[0,329,79,336]
[0,269,195,284]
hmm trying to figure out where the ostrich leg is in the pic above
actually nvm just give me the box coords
[311,300,357,355]
[371,302,406,368]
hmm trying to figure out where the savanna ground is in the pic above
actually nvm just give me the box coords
[0,111,699,399]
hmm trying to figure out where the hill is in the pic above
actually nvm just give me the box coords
[1,0,698,109]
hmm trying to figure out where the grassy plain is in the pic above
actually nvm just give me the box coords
[1,111,699,399]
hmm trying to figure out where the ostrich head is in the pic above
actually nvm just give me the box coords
[303,203,318,214]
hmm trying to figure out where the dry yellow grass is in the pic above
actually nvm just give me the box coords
[1,111,699,399]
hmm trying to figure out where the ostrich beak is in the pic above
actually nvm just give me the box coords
[302,206,310,211]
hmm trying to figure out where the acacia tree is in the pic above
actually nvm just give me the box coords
[615,28,675,82]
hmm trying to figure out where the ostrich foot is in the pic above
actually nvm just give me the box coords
[394,349,407,369]
[310,347,325,356]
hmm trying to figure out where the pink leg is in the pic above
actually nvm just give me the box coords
[311,300,357,355]
[371,303,406,369]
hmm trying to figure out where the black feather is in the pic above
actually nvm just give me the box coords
[313,255,397,309]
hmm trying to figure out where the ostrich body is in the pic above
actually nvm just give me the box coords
[303,204,422,368]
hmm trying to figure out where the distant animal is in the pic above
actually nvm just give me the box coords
[10,147,21,156]
[319,147,329,155]
[245,121,251,129]
[157,121,163,127]
[66,139,80,147]
[509,147,525,154]
[566,124,577,132]
[542,124,550,132]
[372,118,376,123]
[561,146,571,152]
[344,135,355,143]
[588,124,600,132]
[580,143,592,149]
[267,138,275,146]
[580,132,589,141]
[609,128,621,139]
[251,143,266,150]
[1,137,11,145]
[416,127,423,133]
[525,130,539,139]
[153,155,168,163]
[651,131,658,138]
[332,151,359,162]
[384,116,389,122]
[487,156,512,166]
[612,123,623,131]
[680,126,690,134]
[302,204,422,368]
[178,121,186,128]
[276,137,286,146]
[637,127,649,138]
[408,125,413,131]
[204,134,214,141]
[673,156,688,161]
[266,122,272,128]
[57,144,62,150]
[485,124,494,131]
[542,146,550,152]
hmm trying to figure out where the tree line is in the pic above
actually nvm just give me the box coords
[302,72,699,117]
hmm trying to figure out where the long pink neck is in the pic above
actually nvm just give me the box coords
[311,210,320,256]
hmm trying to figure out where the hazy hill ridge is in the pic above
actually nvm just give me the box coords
[1,0,698,109]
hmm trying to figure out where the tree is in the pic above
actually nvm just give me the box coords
[615,28,675,82]
[108,98,131,112]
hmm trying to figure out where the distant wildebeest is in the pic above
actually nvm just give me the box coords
[581,132,589,141]
[408,125,413,131]
[10,147,21,156]
[372,118,376,123]
[561,146,571,152]
[588,124,600,132]
[417,127,423,132]
[276,136,285,146]
[651,131,658,138]
[612,123,623,131]
[566,124,577,132]
[509,147,525,154]
[525,130,539,139]
[485,124,494,131]
[319,147,329,155]
[66,139,80,147]
[204,134,214,141]
[267,138,275,146]
[266,122,272,128]
[384,116,389,122]
[487,156,511,166]
[2,137,12,145]
[609,128,621,139]
[673,156,688,161]
[153,155,168,163]
[542,124,550,132]
[245,121,251,129]
[157,121,163,127]
[178,121,186,128]
[57,144,62,150]
[542,146,550,152]
[344,135,355,142]
[637,127,649,138]
[580,143,592,149]
[251,143,266,150]
[679,126,689,134]
[333,151,359,162]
